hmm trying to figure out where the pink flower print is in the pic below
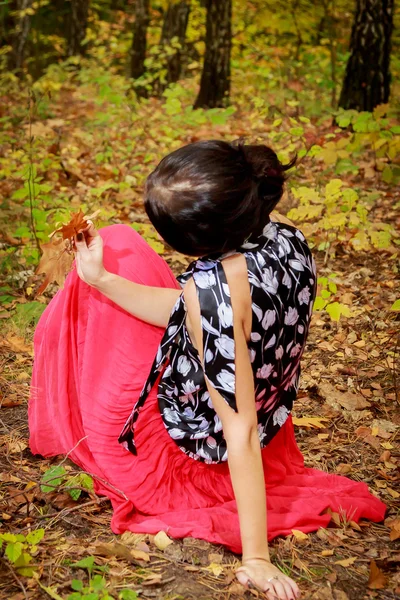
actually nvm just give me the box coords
[284,307,299,326]
[298,286,311,305]
[256,363,274,379]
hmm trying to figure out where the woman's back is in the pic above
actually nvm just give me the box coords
[119,221,317,463]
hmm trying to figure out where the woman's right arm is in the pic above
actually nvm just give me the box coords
[74,224,181,328]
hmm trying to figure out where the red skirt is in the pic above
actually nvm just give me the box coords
[29,225,386,554]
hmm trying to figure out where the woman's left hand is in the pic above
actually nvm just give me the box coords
[236,558,300,599]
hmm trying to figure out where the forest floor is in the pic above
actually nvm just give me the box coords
[0,84,400,600]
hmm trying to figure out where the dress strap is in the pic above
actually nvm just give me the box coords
[192,260,238,413]
[118,296,186,454]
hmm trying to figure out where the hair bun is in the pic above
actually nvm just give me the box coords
[237,142,296,183]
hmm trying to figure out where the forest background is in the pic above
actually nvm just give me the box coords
[0,1,400,600]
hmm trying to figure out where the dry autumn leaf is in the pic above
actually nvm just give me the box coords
[36,238,74,295]
[153,530,173,551]
[368,560,387,589]
[36,209,101,294]
[385,517,400,541]
[319,382,370,411]
[291,529,309,541]
[334,556,357,567]
[292,416,329,429]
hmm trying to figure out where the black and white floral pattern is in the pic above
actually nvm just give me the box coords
[119,222,316,464]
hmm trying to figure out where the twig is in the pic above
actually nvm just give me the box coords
[0,557,28,599]
[37,496,110,524]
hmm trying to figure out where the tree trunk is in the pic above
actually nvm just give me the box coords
[8,0,33,72]
[159,0,191,90]
[338,0,394,112]
[67,0,90,57]
[194,0,232,109]
[131,0,150,80]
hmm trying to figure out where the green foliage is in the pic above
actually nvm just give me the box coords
[41,465,94,500]
[0,529,45,577]
[66,556,138,600]
[313,275,351,322]
[288,178,397,256]
[391,299,400,311]
[315,105,400,184]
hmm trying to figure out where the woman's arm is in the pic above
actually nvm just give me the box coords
[74,224,180,328]
[184,255,299,600]
[93,271,180,328]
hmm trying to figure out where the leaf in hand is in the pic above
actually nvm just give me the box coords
[36,238,73,294]
[51,209,86,240]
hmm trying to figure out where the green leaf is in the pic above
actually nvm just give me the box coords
[5,541,23,563]
[67,487,82,501]
[390,126,400,134]
[382,166,393,184]
[66,593,82,600]
[26,529,45,545]
[326,302,351,322]
[41,465,67,492]
[37,582,64,600]
[13,226,32,238]
[120,590,138,600]
[71,556,95,570]
[313,296,326,311]
[79,473,94,491]
[1,533,17,543]
[390,299,400,312]
[71,580,84,591]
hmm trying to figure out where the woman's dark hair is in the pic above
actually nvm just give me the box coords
[144,140,295,256]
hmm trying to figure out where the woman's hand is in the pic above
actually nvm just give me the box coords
[74,220,107,287]
[236,558,300,600]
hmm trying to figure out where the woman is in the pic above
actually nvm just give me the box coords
[29,140,386,600]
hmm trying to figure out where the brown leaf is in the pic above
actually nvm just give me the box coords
[319,382,370,411]
[368,560,387,589]
[334,556,357,567]
[52,210,86,240]
[4,335,33,354]
[36,238,74,294]
[385,517,400,541]
[94,542,149,563]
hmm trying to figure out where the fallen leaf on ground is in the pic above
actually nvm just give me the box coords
[291,529,309,541]
[4,335,32,354]
[206,562,224,577]
[334,556,357,567]
[292,416,329,429]
[7,440,28,454]
[154,530,173,551]
[368,560,387,589]
[319,382,370,410]
[385,517,400,541]
[93,541,149,562]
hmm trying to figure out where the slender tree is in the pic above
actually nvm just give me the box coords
[67,0,90,57]
[159,0,191,90]
[8,0,34,72]
[339,0,394,112]
[194,0,232,109]
[131,0,150,80]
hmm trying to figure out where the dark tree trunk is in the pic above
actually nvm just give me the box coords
[339,0,394,112]
[159,0,191,91]
[8,0,33,72]
[194,0,232,109]
[131,0,150,80]
[67,0,90,57]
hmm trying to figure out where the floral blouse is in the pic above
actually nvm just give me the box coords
[119,221,316,464]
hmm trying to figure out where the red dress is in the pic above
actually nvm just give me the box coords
[29,224,386,554]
